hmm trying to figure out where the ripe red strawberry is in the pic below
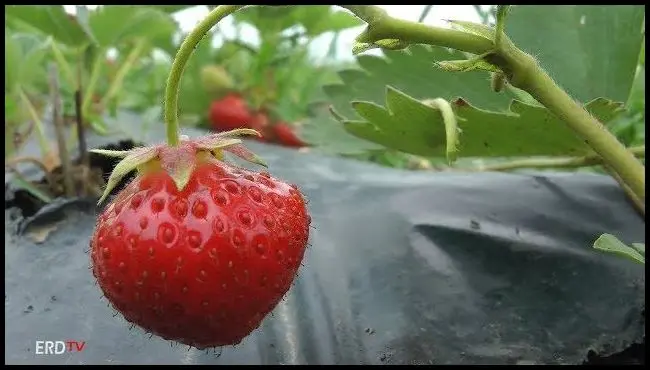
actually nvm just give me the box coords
[272,122,308,148]
[248,111,270,142]
[208,93,253,132]
[89,129,311,349]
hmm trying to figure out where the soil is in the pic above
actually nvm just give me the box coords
[5,140,141,218]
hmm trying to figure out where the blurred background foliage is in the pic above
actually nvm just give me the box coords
[4,5,645,174]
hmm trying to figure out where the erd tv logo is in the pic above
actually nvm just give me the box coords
[35,340,86,355]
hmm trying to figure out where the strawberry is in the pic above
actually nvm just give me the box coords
[208,93,253,132]
[248,111,271,142]
[201,65,234,96]
[272,122,308,148]
[89,129,311,349]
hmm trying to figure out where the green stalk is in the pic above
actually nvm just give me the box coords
[50,40,77,90]
[338,5,645,203]
[478,145,645,171]
[165,5,645,204]
[519,64,645,202]
[17,88,51,158]
[164,5,244,147]
[341,6,493,54]
[603,164,645,217]
[81,49,104,117]
[100,39,146,108]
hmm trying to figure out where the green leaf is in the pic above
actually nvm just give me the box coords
[631,243,645,256]
[5,31,50,94]
[593,233,645,264]
[75,6,99,46]
[325,9,364,32]
[11,177,53,204]
[447,20,495,41]
[5,95,18,121]
[233,6,299,35]
[436,57,500,73]
[301,113,383,155]
[346,90,449,158]
[4,30,21,93]
[150,5,194,14]
[296,6,363,37]
[506,5,645,103]
[88,6,177,47]
[638,41,645,66]
[334,86,622,158]
[325,45,515,120]
[627,64,645,108]
[5,5,89,46]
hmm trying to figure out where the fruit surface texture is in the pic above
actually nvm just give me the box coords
[90,149,310,349]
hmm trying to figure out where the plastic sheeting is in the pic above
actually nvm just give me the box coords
[4,119,645,364]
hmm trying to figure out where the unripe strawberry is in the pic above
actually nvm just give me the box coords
[201,65,234,96]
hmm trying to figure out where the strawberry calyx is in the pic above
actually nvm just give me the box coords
[91,128,266,205]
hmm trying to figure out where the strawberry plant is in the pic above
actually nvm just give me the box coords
[5,5,185,204]
[87,6,315,347]
[5,5,180,135]
[298,5,646,262]
[4,4,643,353]
[5,26,103,205]
[191,6,361,147]
[88,5,645,348]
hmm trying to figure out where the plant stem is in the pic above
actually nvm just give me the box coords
[494,6,510,47]
[81,50,104,118]
[75,63,89,172]
[326,32,340,60]
[339,5,645,203]
[167,4,645,205]
[101,39,146,108]
[417,5,433,23]
[49,64,75,198]
[164,5,245,146]
[50,40,77,90]
[603,164,645,217]
[342,6,493,54]
[478,145,645,171]
[519,64,646,202]
[18,88,51,158]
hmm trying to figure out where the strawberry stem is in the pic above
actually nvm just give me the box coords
[164,5,245,147]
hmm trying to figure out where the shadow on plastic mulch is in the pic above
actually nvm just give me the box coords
[4,114,645,365]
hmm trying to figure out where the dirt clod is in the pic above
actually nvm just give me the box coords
[26,222,60,244]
